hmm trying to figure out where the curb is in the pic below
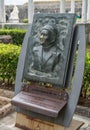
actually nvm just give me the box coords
[75,105,90,118]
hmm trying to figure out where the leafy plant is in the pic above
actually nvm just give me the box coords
[73,51,90,98]
[81,52,90,97]
[0,43,21,85]
[0,28,26,45]
[23,19,28,23]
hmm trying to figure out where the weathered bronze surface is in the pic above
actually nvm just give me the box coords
[12,85,68,117]
[23,14,75,87]
[11,12,86,126]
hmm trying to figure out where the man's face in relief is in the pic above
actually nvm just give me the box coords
[40,29,49,46]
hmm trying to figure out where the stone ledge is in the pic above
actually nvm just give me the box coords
[75,105,90,118]
[0,103,13,118]
[80,124,90,130]
[0,96,14,118]
[0,89,14,98]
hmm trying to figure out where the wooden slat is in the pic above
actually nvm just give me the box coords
[12,91,67,117]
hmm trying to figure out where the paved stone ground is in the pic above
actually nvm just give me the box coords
[73,115,90,130]
[0,112,90,130]
[0,112,21,130]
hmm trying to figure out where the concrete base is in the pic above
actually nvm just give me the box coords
[15,112,84,130]
[0,112,90,130]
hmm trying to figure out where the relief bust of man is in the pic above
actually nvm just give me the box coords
[29,24,61,78]
[24,14,75,86]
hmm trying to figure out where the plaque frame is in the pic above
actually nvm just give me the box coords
[12,14,86,127]
[23,14,76,87]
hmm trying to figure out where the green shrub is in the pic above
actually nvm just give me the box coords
[0,28,26,45]
[82,52,90,97]
[0,43,21,84]
[73,51,90,97]
[23,19,28,23]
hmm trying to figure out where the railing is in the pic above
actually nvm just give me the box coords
[0,0,90,23]
[28,0,90,23]
[59,0,90,23]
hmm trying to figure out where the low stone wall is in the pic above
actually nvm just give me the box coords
[75,105,90,118]
[0,23,30,30]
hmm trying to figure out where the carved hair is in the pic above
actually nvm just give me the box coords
[41,24,57,44]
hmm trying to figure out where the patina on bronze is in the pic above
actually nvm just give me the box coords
[12,13,75,120]
[11,14,86,127]
[29,24,61,78]
[24,14,75,87]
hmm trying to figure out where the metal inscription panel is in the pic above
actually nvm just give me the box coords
[23,14,76,87]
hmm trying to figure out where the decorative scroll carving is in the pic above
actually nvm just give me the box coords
[24,14,75,87]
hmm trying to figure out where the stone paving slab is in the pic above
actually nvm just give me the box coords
[0,89,14,98]
[74,114,90,130]
[75,106,90,118]
[0,112,21,130]
[0,112,90,130]
[0,89,14,118]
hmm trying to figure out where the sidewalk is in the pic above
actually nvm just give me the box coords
[0,112,21,130]
[74,115,90,130]
[0,112,90,130]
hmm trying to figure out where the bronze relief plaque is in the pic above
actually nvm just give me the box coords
[23,14,76,87]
